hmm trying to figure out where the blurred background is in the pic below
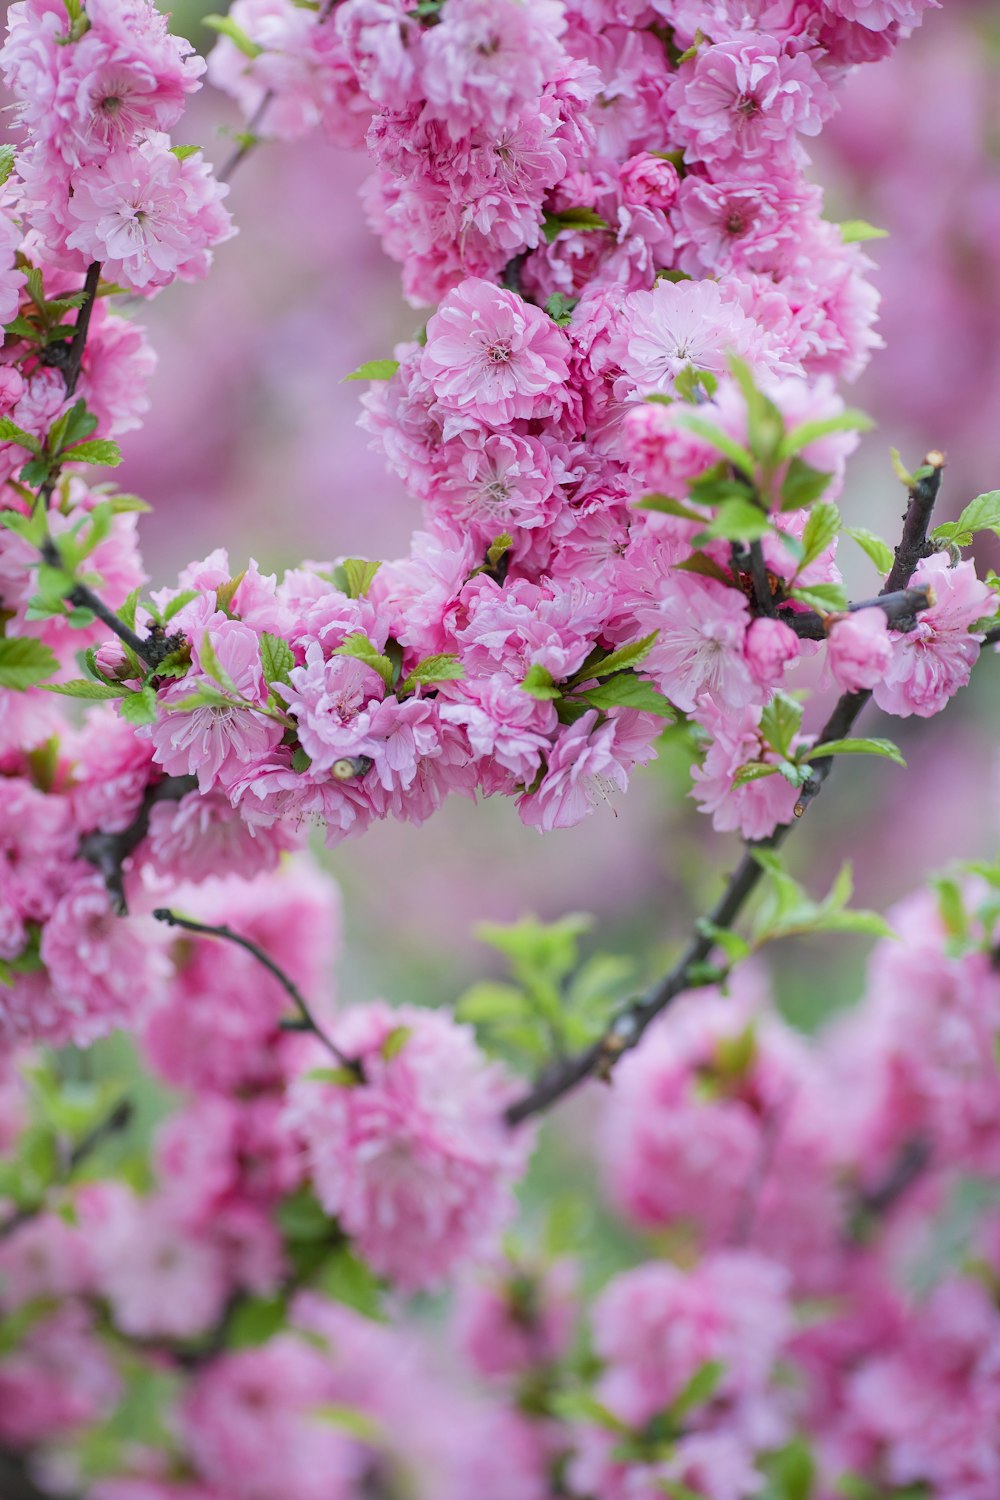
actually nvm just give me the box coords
[102,0,1000,1024]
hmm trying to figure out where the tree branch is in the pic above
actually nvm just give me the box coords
[779,583,933,641]
[152,909,361,1075]
[79,774,197,914]
[63,261,101,398]
[0,1449,67,1500]
[505,456,946,1127]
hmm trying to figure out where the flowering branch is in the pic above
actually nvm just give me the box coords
[506,459,946,1126]
[151,908,360,1073]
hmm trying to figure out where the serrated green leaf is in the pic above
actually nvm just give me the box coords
[332,632,394,689]
[579,631,659,682]
[693,497,770,544]
[541,207,609,243]
[838,219,889,244]
[759,691,803,758]
[0,638,59,690]
[336,558,382,598]
[162,588,198,622]
[673,552,734,586]
[636,493,706,521]
[64,438,122,467]
[778,410,873,461]
[170,145,201,161]
[0,145,15,187]
[260,632,295,686]
[803,737,906,767]
[781,457,833,513]
[788,582,849,613]
[343,359,399,383]
[578,674,674,715]
[203,12,262,55]
[0,417,42,455]
[845,526,895,575]
[797,501,840,572]
[521,662,561,700]
[43,679,124,699]
[931,490,1000,548]
[198,630,240,694]
[673,413,755,476]
[399,653,464,694]
[118,686,158,726]
[732,760,780,788]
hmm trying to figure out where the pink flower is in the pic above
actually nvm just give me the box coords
[439,675,556,784]
[618,152,680,211]
[66,136,233,291]
[282,641,385,773]
[453,1259,578,1380]
[690,699,800,840]
[288,1003,531,1291]
[744,617,800,689]
[615,279,764,396]
[149,615,284,793]
[518,709,658,831]
[70,705,155,834]
[37,873,168,1046]
[421,0,566,135]
[641,576,758,714]
[669,39,832,168]
[873,554,993,718]
[421,278,571,425]
[827,606,894,691]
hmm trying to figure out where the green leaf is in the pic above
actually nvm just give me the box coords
[64,439,122,467]
[521,662,561,700]
[0,638,59,690]
[456,982,530,1027]
[803,737,906,767]
[760,691,805,759]
[788,582,849,613]
[837,219,889,244]
[673,364,717,403]
[202,13,262,56]
[276,1187,331,1242]
[727,355,785,466]
[0,145,15,187]
[333,557,382,598]
[343,359,399,382]
[732,761,780,788]
[931,490,1000,548]
[260,632,295,686]
[332,632,394,689]
[170,145,201,161]
[673,412,755,476]
[668,1360,725,1423]
[673,551,734,586]
[380,1025,411,1061]
[398,653,465,694]
[544,292,578,327]
[118,686,158,726]
[303,1065,361,1088]
[761,1437,816,1500]
[778,409,874,461]
[198,630,240,694]
[577,631,659,682]
[636,493,706,522]
[693,497,770,544]
[797,501,840,572]
[167,684,235,712]
[313,1404,382,1443]
[215,570,246,615]
[44,678,124,699]
[486,533,513,571]
[844,526,895,575]
[162,588,199,622]
[226,1295,286,1349]
[578,675,674,715]
[547,1390,628,1433]
[314,1244,383,1319]
[780,457,833,512]
[0,417,42,455]
[541,207,609,243]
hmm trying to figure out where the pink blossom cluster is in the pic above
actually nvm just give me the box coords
[1,0,233,293]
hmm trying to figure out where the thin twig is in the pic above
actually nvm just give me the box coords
[80,774,197,914]
[218,91,275,182]
[0,1099,134,1243]
[152,909,360,1074]
[63,261,101,398]
[780,584,933,641]
[506,457,946,1127]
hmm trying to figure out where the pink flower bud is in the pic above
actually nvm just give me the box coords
[827,607,893,691]
[619,152,680,211]
[745,617,800,687]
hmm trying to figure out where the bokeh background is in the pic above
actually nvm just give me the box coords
[106,0,1000,1029]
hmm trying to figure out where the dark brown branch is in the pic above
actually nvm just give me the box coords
[856,1138,931,1222]
[982,623,1000,648]
[0,1449,66,1500]
[63,261,101,398]
[747,538,777,617]
[80,774,197,914]
[506,456,946,1127]
[780,584,933,641]
[152,909,361,1075]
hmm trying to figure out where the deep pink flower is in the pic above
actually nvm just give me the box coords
[873,554,992,718]
[827,606,894,692]
[421,278,571,425]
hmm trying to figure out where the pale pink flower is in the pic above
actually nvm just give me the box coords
[454,1259,578,1380]
[690,698,801,840]
[518,708,658,830]
[619,152,680,211]
[282,641,385,773]
[873,553,993,718]
[288,1003,531,1291]
[421,278,571,425]
[615,279,763,396]
[744,617,800,689]
[827,606,893,691]
[641,575,758,714]
[439,676,557,784]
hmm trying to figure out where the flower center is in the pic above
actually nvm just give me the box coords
[485,342,512,364]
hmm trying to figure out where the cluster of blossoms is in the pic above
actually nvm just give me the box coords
[0,0,996,1055]
[1,866,999,1500]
